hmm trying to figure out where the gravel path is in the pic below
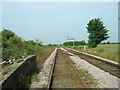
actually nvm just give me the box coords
[60,47,119,88]
[30,48,57,88]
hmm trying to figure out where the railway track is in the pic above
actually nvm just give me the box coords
[63,47,120,78]
[48,48,88,89]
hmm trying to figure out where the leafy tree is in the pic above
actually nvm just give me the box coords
[2,29,15,48]
[35,39,43,46]
[86,18,110,48]
[103,42,106,44]
[63,40,86,46]
[63,42,73,46]
[107,41,110,44]
[2,29,15,39]
[2,29,42,61]
[48,44,52,46]
[53,44,58,46]
[7,36,23,48]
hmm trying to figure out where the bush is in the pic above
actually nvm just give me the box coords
[63,40,86,46]
[72,46,84,49]
[1,29,42,61]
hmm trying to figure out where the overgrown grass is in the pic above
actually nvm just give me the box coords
[18,46,55,89]
[78,69,98,88]
[36,46,55,70]
[2,46,55,89]
[31,46,55,83]
[70,44,119,62]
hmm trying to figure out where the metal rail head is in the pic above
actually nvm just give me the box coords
[60,48,89,89]
[65,47,119,66]
[47,48,58,90]
[63,47,120,78]
[48,48,89,89]
[67,56,89,88]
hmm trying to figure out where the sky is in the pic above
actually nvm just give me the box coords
[2,2,119,45]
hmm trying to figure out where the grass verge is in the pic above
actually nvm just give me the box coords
[66,44,119,62]
[31,46,55,83]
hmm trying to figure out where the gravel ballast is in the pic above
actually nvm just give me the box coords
[30,48,57,88]
[60,47,119,88]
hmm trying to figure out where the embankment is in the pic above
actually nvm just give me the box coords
[1,55,39,89]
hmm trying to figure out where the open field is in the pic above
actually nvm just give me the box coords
[67,44,119,63]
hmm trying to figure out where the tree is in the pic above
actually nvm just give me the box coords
[2,29,15,48]
[103,42,106,44]
[63,40,86,46]
[35,39,43,46]
[2,29,15,39]
[48,44,52,46]
[107,41,110,44]
[2,29,42,61]
[86,18,110,48]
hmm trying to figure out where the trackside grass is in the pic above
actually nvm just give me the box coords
[31,46,55,82]
[66,44,119,63]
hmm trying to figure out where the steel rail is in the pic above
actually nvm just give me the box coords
[80,57,120,78]
[47,48,58,90]
[65,47,119,66]
[63,47,120,78]
[62,49,89,88]
[48,48,89,89]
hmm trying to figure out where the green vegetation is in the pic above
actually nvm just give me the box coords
[65,45,85,50]
[70,44,119,62]
[78,69,98,88]
[63,40,86,46]
[86,18,109,48]
[1,29,56,89]
[1,29,42,61]
[36,46,54,70]
[19,75,31,89]
[18,46,55,88]
[18,46,54,89]
[30,46,54,87]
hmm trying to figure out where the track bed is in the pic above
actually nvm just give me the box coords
[63,47,120,78]
[50,49,87,88]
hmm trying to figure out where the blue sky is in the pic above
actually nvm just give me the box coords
[2,2,118,44]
